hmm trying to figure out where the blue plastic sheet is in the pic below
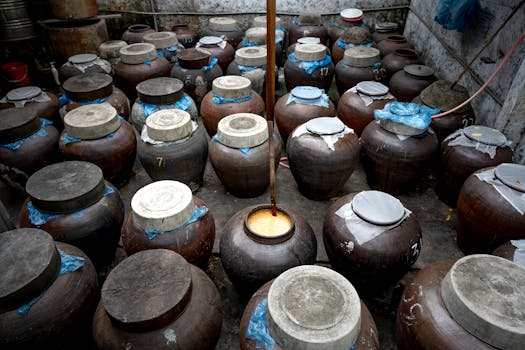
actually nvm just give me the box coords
[287,90,329,108]
[202,57,219,72]
[288,53,332,75]
[336,39,374,49]
[292,16,302,26]
[374,102,440,131]
[238,64,266,72]
[157,52,164,58]
[61,133,81,144]
[213,135,250,154]
[245,298,276,350]
[144,60,152,65]
[0,119,53,150]
[145,205,209,240]
[242,38,259,47]
[165,45,180,52]
[212,93,253,104]
[435,0,480,32]
[138,93,193,117]
[59,92,107,107]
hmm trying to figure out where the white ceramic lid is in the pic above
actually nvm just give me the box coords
[64,103,121,140]
[209,17,237,31]
[99,40,127,58]
[120,43,157,64]
[494,163,525,193]
[235,47,267,66]
[356,81,389,96]
[305,117,345,136]
[297,37,321,44]
[69,53,97,64]
[295,43,327,61]
[212,75,251,99]
[351,190,405,225]
[131,180,195,232]
[146,109,192,142]
[343,47,380,67]
[340,8,363,20]
[143,31,179,49]
[217,113,268,148]
[291,86,323,100]
[462,125,508,146]
[404,64,434,77]
[6,86,42,101]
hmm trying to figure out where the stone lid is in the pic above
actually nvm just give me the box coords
[0,228,61,313]
[267,265,361,350]
[63,73,113,102]
[6,86,42,101]
[146,109,192,142]
[217,113,268,148]
[462,125,507,146]
[295,43,327,61]
[177,48,211,69]
[404,64,434,77]
[143,31,178,49]
[64,104,121,140]
[120,43,157,65]
[291,86,323,100]
[136,77,184,105]
[420,80,471,113]
[356,81,389,96]
[341,27,371,44]
[495,163,525,193]
[101,249,193,331]
[375,22,398,32]
[245,27,267,45]
[0,107,41,143]
[306,117,346,136]
[297,13,322,26]
[341,8,363,21]
[26,161,105,213]
[352,190,405,225]
[99,40,127,59]
[441,254,525,350]
[68,53,97,65]
[209,17,237,31]
[235,47,267,66]
[298,37,320,44]
[254,16,282,27]
[132,180,195,232]
[199,36,223,46]
[212,75,252,99]
[343,47,380,67]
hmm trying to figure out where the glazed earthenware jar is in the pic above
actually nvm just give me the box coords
[289,13,329,46]
[335,47,385,96]
[201,17,243,48]
[371,22,400,43]
[49,0,98,19]
[196,36,235,72]
[389,64,436,102]
[171,24,199,48]
[143,31,185,66]
[331,26,372,65]
[58,53,111,83]
[375,34,414,57]
[284,43,334,92]
[121,24,156,44]
[381,48,420,81]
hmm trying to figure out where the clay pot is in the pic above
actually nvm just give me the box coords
[220,205,317,294]
[284,43,334,92]
[202,17,243,48]
[335,47,385,96]
[197,36,235,72]
[143,31,185,66]
[58,53,111,83]
[289,13,329,46]
[375,35,414,57]
[227,47,274,97]
[49,0,98,20]
[331,26,372,65]
[171,24,199,48]
[389,64,436,102]
[381,48,420,81]
[93,249,222,350]
[121,24,156,44]
[371,22,400,43]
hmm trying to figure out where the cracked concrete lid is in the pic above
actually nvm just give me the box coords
[420,80,471,113]
[212,75,252,99]
[343,47,380,67]
[120,43,157,64]
[144,31,178,49]
[146,109,192,142]
[235,47,267,66]
[217,113,268,148]
[64,103,121,140]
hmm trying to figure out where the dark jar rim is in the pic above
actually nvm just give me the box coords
[243,205,296,245]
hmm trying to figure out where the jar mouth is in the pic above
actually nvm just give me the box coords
[129,24,150,33]
[394,48,417,58]
[386,35,407,43]
[244,205,295,244]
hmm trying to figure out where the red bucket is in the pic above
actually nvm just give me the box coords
[1,61,31,87]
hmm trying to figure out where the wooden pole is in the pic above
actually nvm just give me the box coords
[266,0,277,216]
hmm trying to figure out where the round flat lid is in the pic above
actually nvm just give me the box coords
[245,27,267,45]
[297,13,322,26]
[235,47,267,66]
[305,117,345,135]
[340,8,363,20]
[213,75,251,99]
[343,47,380,67]
[136,77,184,105]
[404,64,434,77]
[199,36,223,46]
[462,125,507,146]
[26,161,105,213]
[146,109,192,142]
[0,228,60,313]
[441,254,525,350]
[267,265,361,350]
[351,190,405,225]
[63,73,113,102]
[143,31,178,49]
[217,113,268,148]
[495,163,525,193]
[375,22,398,32]
[0,107,40,143]
[209,17,237,31]
[120,43,157,64]
[297,37,320,44]
[291,86,323,100]
[99,40,127,58]
[101,249,192,331]
[69,53,97,65]
[64,104,121,140]
[356,81,389,96]
[420,80,471,113]
[177,48,211,68]
[254,16,282,27]
[131,180,195,232]
[6,86,42,101]
[294,43,327,61]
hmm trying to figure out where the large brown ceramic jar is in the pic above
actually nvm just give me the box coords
[456,164,525,254]
[61,73,130,120]
[337,81,396,135]
[275,86,336,144]
[98,40,127,73]
[331,26,373,65]
[58,53,111,83]
[437,125,513,207]
[371,22,400,43]
[201,75,265,137]
[335,47,385,96]
[121,181,214,268]
[381,48,420,81]
[18,161,124,269]
[0,228,98,349]
[389,64,436,102]
[121,24,156,44]
[93,249,222,350]
[240,266,379,350]
[227,47,273,97]
[238,27,284,67]
[196,36,235,72]
[493,240,525,268]
[137,109,208,192]
[170,48,223,104]
[375,35,414,57]
[220,205,317,294]
[289,13,329,46]
[328,8,367,47]
[397,255,524,350]
[171,23,199,48]
[201,17,243,48]
[114,43,171,101]
[284,43,334,92]
[209,113,282,197]
[323,190,422,293]
[49,0,97,19]
[143,31,185,66]
[287,117,360,200]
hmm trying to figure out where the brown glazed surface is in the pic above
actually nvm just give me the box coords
[121,25,156,44]
[171,24,199,48]
[49,0,98,20]
[323,192,422,293]
[0,243,98,349]
[0,92,61,128]
[93,265,222,350]
[19,181,124,269]
[361,121,439,194]
[287,130,361,200]
[337,92,396,136]
[171,65,223,104]
[389,70,436,102]
[437,140,513,208]
[201,90,265,137]
[284,59,334,92]
[381,49,420,81]
[138,127,208,192]
[198,42,236,72]
[59,121,137,186]
[335,62,387,96]
[62,86,131,120]
[122,197,215,268]
[114,58,171,101]
[289,24,329,46]
[239,280,379,350]
[456,168,525,254]
[371,30,401,43]
[375,35,414,58]
[396,260,497,350]
[493,241,517,261]
[209,136,282,198]
[58,63,108,84]
[202,27,244,48]
[220,206,317,294]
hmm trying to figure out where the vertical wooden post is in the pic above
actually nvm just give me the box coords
[266,0,277,216]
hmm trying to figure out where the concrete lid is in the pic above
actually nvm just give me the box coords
[375,22,398,32]
[495,163,525,193]
[297,13,322,26]
[6,86,42,101]
[267,265,362,350]
[356,81,389,96]
[68,53,97,65]
[63,73,113,102]
[120,43,157,64]
[212,75,252,99]
[404,64,434,77]
[295,43,327,61]
[340,27,371,44]
[143,31,178,49]
[146,109,193,142]
[254,16,282,27]
[351,190,405,225]
[343,47,380,67]
[305,117,346,136]
[209,17,237,31]
[199,36,223,46]
[441,254,525,350]
[217,113,268,148]
[99,40,127,58]
[245,27,267,45]
[136,77,184,105]
[235,47,267,66]
[131,180,195,232]
[462,125,507,146]
[420,80,471,113]
[298,37,321,44]
[340,8,363,20]
[64,103,121,140]
[0,107,40,143]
